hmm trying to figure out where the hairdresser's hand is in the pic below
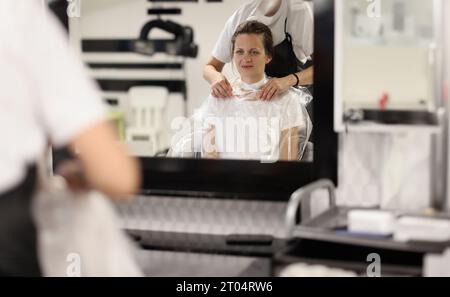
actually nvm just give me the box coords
[258,77,292,101]
[56,160,90,193]
[211,75,233,99]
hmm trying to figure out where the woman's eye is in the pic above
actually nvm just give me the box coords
[235,50,244,55]
[250,51,260,56]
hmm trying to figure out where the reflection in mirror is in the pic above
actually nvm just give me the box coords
[335,0,444,130]
[72,0,314,162]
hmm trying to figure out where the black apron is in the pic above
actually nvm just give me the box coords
[264,19,314,132]
[0,165,42,277]
[265,19,302,79]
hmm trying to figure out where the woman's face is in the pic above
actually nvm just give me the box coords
[233,33,272,82]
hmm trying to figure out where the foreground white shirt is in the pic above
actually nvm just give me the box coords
[212,0,314,65]
[0,1,105,192]
[202,77,311,161]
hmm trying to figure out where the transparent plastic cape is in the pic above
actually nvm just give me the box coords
[168,80,312,162]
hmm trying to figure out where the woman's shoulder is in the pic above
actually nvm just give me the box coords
[206,94,237,109]
[206,94,223,106]
[277,87,302,99]
[275,87,311,105]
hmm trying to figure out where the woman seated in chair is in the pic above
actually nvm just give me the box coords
[200,20,312,162]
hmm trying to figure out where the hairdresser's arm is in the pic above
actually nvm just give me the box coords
[259,66,313,101]
[203,57,233,98]
[67,120,141,200]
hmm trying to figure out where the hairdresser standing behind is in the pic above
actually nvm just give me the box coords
[203,0,313,101]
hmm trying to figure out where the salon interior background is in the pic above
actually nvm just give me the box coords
[65,0,445,212]
[69,0,240,115]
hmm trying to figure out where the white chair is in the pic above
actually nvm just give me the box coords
[126,86,168,156]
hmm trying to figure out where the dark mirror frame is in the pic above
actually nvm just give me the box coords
[50,0,337,201]
[139,0,337,200]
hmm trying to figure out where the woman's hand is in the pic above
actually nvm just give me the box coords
[258,76,294,101]
[211,75,233,99]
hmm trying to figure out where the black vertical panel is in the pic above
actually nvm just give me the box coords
[313,0,338,185]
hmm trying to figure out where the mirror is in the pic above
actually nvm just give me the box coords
[68,0,315,163]
[335,0,444,131]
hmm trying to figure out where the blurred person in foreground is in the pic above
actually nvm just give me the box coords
[0,1,140,276]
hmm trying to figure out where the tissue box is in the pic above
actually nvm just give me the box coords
[394,217,450,242]
[348,210,396,235]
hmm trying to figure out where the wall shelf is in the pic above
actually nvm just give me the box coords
[341,122,441,134]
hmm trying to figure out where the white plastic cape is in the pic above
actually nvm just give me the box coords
[168,79,312,162]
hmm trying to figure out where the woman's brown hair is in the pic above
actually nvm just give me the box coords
[231,20,274,58]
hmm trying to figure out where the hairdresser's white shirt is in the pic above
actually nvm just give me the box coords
[212,0,313,64]
[0,1,105,193]
[202,77,309,161]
